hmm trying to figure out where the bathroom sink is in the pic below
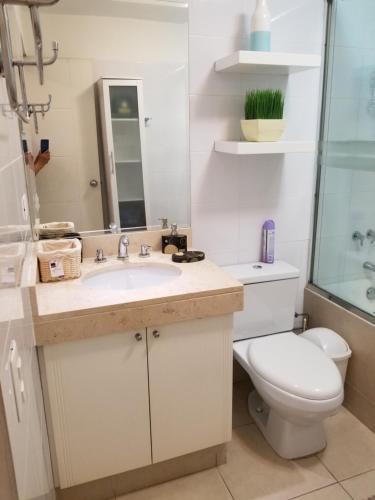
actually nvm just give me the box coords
[82,263,182,291]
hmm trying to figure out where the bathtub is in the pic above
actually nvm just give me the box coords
[324,278,375,317]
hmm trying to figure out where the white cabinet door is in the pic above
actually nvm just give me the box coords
[42,330,151,488]
[98,78,150,229]
[147,316,233,463]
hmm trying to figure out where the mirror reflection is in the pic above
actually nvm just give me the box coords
[21,0,190,234]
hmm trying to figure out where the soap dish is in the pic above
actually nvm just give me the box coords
[172,251,205,263]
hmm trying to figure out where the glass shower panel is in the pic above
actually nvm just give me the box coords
[313,0,375,317]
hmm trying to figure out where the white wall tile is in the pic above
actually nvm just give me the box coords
[191,203,240,258]
[190,151,240,206]
[335,0,363,49]
[189,0,325,316]
[323,166,353,195]
[268,0,324,53]
[320,193,351,237]
[327,98,359,141]
[190,94,243,151]
[189,0,249,38]
[331,47,364,100]
[189,36,243,96]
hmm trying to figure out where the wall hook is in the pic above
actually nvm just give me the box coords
[27,94,52,134]
[0,0,60,122]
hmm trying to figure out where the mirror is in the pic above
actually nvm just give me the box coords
[20,0,190,234]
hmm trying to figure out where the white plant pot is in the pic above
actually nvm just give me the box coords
[241,119,285,142]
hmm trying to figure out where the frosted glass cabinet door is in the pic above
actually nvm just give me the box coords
[98,79,149,229]
[42,331,151,488]
[147,316,233,463]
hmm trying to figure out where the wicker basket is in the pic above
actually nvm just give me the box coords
[37,239,81,283]
[39,221,75,238]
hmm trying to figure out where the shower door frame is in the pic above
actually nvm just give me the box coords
[309,0,375,325]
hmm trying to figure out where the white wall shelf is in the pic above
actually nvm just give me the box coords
[112,118,139,122]
[214,141,316,155]
[215,51,321,74]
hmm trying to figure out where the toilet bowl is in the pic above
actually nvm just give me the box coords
[223,261,348,459]
[234,332,343,459]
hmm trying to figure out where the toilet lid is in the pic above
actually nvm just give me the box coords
[247,332,342,400]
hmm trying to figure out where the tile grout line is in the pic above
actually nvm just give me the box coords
[339,466,375,484]
[316,453,342,483]
[216,466,235,500]
[339,481,355,500]
[316,452,375,489]
[287,481,339,500]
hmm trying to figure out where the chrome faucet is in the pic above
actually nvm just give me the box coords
[353,231,365,246]
[363,261,375,272]
[118,234,130,261]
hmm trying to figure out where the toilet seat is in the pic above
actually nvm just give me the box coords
[234,332,343,401]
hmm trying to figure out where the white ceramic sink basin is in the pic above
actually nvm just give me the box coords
[83,263,182,291]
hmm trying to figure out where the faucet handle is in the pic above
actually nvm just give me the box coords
[353,231,365,246]
[367,229,375,244]
[139,244,151,258]
[109,222,119,234]
[95,248,107,263]
[158,217,168,229]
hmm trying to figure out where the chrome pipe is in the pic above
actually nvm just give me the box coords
[29,5,43,84]
[13,40,59,67]
[17,65,28,114]
[0,4,29,122]
[0,0,59,5]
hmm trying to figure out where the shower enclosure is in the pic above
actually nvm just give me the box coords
[312,0,375,320]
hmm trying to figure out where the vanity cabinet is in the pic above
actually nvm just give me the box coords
[41,330,152,488]
[41,316,233,489]
[148,317,232,463]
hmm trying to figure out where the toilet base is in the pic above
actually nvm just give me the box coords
[248,390,327,459]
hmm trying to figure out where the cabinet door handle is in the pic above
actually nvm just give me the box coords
[134,332,143,342]
[152,330,160,338]
[110,151,115,175]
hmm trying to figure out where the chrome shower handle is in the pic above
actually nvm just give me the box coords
[363,261,375,272]
[352,231,365,246]
[367,229,375,244]
[29,5,43,84]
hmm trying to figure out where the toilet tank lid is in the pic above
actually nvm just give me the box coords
[222,261,300,284]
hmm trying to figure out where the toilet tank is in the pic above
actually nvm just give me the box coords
[222,261,300,341]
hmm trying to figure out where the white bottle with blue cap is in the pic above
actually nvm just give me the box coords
[250,0,271,52]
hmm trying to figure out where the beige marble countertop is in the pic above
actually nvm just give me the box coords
[34,252,243,322]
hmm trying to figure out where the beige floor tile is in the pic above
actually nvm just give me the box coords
[341,470,375,499]
[219,424,335,500]
[293,484,351,500]
[116,468,232,500]
[318,407,375,481]
[233,380,254,428]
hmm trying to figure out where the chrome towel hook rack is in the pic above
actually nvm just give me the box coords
[28,93,52,134]
[0,0,60,123]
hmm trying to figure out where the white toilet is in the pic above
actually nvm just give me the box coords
[223,261,345,459]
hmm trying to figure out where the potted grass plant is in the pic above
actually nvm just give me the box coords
[241,89,285,142]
